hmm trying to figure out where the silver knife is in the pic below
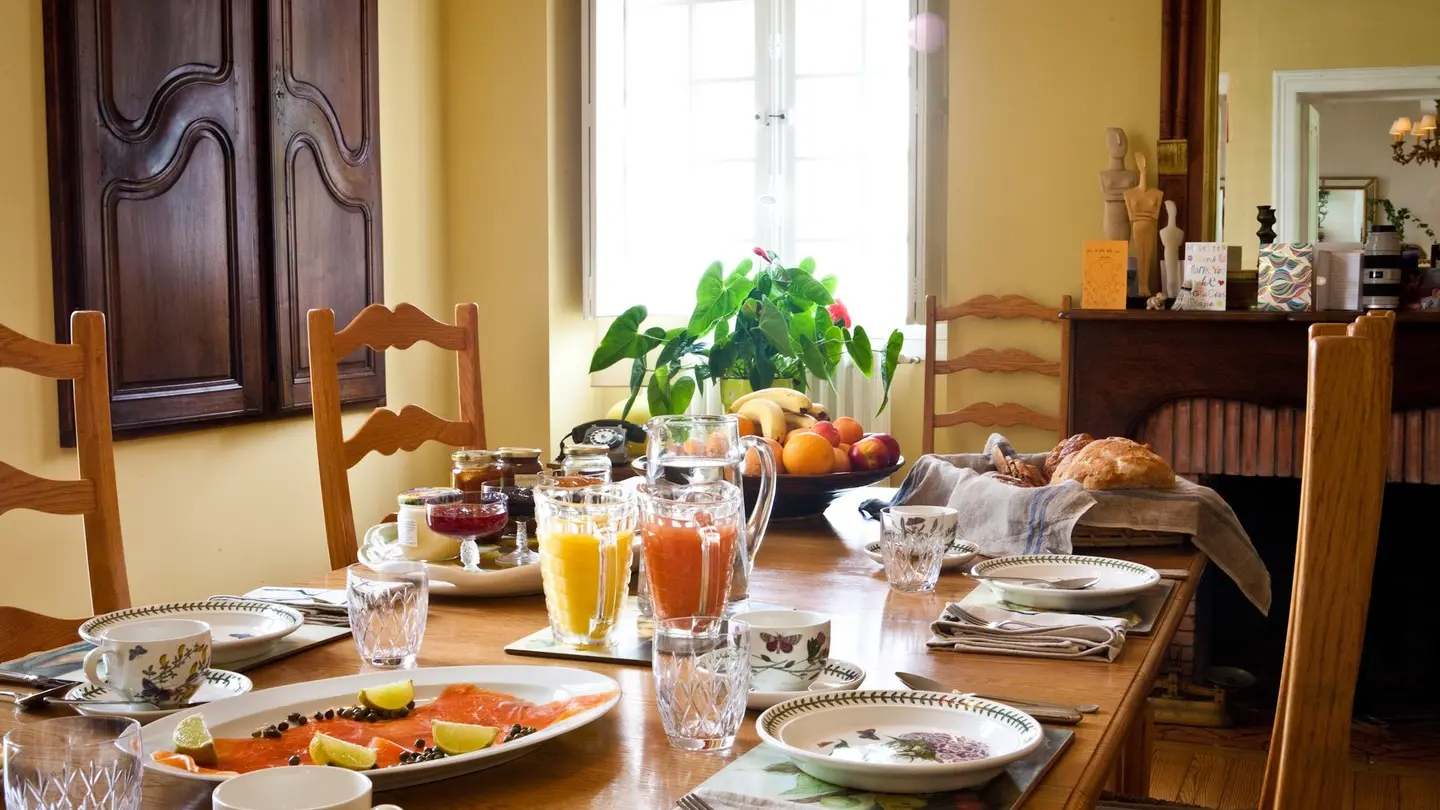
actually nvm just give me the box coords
[0,671,70,691]
[895,672,1088,724]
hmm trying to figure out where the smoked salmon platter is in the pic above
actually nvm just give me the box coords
[141,666,621,789]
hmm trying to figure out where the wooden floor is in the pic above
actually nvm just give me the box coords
[1150,740,1440,809]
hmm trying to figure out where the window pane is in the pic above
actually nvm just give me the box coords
[795,0,862,75]
[692,80,757,161]
[793,77,862,158]
[693,0,755,80]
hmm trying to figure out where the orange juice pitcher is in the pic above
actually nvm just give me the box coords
[637,481,744,620]
[533,480,637,648]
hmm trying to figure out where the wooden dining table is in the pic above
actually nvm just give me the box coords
[2,489,1205,809]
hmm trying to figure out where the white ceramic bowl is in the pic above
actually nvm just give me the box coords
[747,658,866,711]
[757,690,1044,793]
[970,554,1160,610]
[863,539,979,571]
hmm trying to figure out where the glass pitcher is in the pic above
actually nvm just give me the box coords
[533,479,637,648]
[644,415,776,609]
[637,480,743,620]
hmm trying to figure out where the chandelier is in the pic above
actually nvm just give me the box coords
[1390,102,1440,166]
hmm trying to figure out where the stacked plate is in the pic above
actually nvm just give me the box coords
[970,554,1160,610]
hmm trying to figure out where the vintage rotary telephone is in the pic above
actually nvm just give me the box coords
[557,419,646,467]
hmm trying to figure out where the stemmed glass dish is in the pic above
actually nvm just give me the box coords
[426,491,508,572]
[482,482,539,568]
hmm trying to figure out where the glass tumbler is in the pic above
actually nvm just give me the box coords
[346,561,429,669]
[880,505,959,594]
[652,617,750,752]
[4,716,143,810]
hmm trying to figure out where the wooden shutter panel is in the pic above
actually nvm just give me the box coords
[44,0,267,440]
[267,0,385,410]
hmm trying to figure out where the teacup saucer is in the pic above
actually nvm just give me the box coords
[747,658,866,711]
[66,669,252,722]
[863,539,979,571]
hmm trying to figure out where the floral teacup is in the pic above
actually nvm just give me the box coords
[82,619,211,708]
[733,609,831,692]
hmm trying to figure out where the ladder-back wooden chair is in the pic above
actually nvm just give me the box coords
[922,293,1072,455]
[309,303,486,569]
[0,312,130,659]
[1101,311,1394,810]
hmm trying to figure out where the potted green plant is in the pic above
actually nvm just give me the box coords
[589,249,904,419]
[1370,197,1437,244]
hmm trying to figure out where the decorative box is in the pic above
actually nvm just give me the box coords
[1257,242,1315,311]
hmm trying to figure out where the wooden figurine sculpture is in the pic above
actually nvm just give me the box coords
[1099,128,1138,242]
[1124,152,1165,296]
[1160,200,1184,298]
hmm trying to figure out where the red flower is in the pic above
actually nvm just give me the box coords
[753,246,772,262]
[827,300,852,328]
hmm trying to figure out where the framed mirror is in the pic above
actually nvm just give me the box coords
[1318,177,1377,244]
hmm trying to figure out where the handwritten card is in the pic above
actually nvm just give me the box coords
[1182,242,1240,311]
[1082,241,1128,309]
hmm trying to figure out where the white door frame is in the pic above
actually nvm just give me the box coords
[1272,66,1440,241]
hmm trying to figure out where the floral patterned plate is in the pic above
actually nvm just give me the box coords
[747,658,866,711]
[79,600,304,666]
[65,669,252,722]
[970,554,1160,611]
[863,539,980,571]
[757,690,1043,793]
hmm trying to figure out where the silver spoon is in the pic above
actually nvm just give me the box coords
[972,575,1101,590]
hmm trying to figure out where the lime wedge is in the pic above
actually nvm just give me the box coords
[357,679,414,712]
[172,714,216,767]
[308,732,378,770]
[430,720,501,755]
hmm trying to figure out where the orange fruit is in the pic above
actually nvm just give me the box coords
[735,416,758,438]
[832,446,852,472]
[783,427,813,446]
[782,432,835,476]
[743,438,784,475]
[834,417,864,445]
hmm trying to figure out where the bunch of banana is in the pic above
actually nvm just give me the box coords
[729,387,832,442]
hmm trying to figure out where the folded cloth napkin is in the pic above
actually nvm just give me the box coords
[928,603,1128,662]
[237,586,348,612]
[861,433,1271,615]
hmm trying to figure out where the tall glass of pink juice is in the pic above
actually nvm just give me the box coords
[637,481,743,620]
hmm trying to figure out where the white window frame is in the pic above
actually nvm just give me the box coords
[581,0,948,331]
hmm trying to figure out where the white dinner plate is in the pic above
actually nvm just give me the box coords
[424,560,543,597]
[141,665,621,790]
[757,690,1044,793]
[863,539,979,571]
[970,554,1161,611]
[748,658,866,711]
[79,600,304,665]
[66,669,252,722]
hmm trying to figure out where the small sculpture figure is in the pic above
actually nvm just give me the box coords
[1172,281,1199,311]
[1421,290,1440,310]
[1099,128,1139,242]
[1124,153,1165,297]
[1146,291,1168,310]
[1160,200,1184,298]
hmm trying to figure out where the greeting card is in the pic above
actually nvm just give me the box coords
[1082,241,1128,309]
[1257,242,1315,312]
[1182,243,1241,312]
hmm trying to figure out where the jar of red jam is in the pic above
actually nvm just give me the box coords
[496,448,545,487]
[451,450,502,493]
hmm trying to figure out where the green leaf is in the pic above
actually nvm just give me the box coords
[621,356,646,420]
[688,261,755,336]
[798,256,817,274]
[647,364,671,416]
[757,298,791,354]
[728,258,753,279]
[820,273,838,295]
[877,330,904,416]
[755,271,773,298]
[747,350,775,390]
[590,306,656,372]
[709,342,738,380]
[846,325,873,376]
[788,310,831,382]
[783,269,834,306]
[669,375,696,415]
[821,322,844,370]
[655,331,693,367]
[713,317,731,347]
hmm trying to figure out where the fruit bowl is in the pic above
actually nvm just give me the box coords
[743,456,904,521]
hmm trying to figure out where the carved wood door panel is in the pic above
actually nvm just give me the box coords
[267,0,384,410]
[45,0,266,436]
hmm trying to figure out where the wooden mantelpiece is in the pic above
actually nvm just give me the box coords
[1063,310,1440,483]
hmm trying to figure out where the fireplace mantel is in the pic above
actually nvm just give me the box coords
[1063,309,1440,483]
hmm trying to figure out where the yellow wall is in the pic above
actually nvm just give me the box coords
[941,0,1161,454]
[1220,0,1440,257]
[0,0,451,617]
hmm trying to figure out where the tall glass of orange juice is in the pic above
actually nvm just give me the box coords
[637,481,742,620]
[533,479,636,648]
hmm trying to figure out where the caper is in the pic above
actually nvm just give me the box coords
[414,738,426,749]
[325,709,335,719]
[296,715,307,726]
[288,755,301,766]
[251,729,262,738]
[277,721,288,732]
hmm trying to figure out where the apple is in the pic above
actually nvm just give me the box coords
[810,420,842,447]
[867,432,901,464]
[849,436,892,470]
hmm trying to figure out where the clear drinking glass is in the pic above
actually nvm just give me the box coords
[533,479,637,648]
[653,617,750,751]
[880,505,958,593]
[644,415,776,611]
[4,716,143,810]
[481,483,539,569]
[346,562,429,669]
[638,480,743,620]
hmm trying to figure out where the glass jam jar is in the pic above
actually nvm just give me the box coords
[497,447,545,488]
[451,450,502,493]
[397,487,462,557]
[560,443,613,482]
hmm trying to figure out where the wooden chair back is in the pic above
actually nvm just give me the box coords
[1261,311,1394,810]
[922,294,1072,455]
[309,303,486,569]
[0,311,130,616]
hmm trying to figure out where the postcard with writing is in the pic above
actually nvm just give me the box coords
[1082,241,1128,309]
[1182,242,1240,312]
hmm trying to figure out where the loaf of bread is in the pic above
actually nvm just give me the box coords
[1042,433,1094,481]
[1050,437,1177,490]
